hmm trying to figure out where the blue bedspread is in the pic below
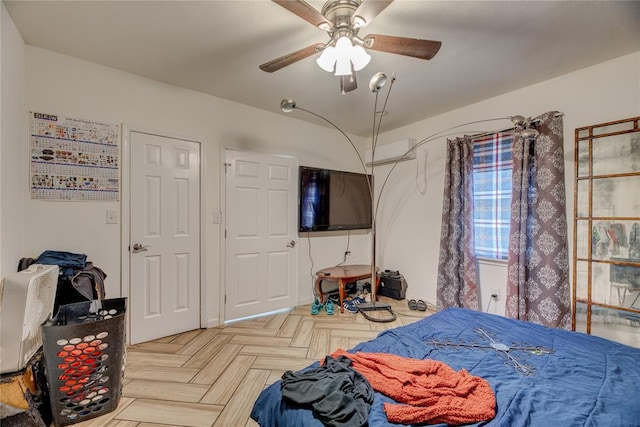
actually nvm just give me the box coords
[251,308,640,426]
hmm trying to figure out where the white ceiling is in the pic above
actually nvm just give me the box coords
[4,0,640,137]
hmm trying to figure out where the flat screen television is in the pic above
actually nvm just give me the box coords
[299,166,372,232]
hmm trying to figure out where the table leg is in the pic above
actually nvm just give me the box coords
[339,279,346,313]
[315,276,324,303]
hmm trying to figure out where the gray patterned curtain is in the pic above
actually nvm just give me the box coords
[437,137,480,310]
[505,112,570,328]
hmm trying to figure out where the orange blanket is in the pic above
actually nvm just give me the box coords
[331,349,496,425]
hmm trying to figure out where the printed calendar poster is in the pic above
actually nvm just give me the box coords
[30,112,120,201]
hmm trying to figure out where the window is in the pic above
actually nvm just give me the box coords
[472,133,513,259]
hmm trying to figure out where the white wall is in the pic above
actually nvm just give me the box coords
[374,51,640,315]
[0,3,26,279]
[8,43,370,326]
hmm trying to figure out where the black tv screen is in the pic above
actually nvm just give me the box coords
[299,166,372,232]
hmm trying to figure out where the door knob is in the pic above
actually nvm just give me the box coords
[286,240,296,248]
[131,243,150,253]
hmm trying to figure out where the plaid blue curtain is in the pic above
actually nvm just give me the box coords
[472,133,513,259]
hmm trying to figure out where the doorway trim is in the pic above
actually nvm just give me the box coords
[121,125,206,344]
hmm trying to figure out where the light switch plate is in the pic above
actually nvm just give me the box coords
[106,209,119,224]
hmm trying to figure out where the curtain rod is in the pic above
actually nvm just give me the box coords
[467,111,564,140]
[532,112,565,123]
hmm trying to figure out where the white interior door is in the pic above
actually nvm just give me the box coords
[225,150,298,321]
[129,131,200,344]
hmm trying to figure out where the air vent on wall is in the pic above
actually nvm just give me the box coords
[365,137,416,166]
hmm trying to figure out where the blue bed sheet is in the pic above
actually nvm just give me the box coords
[251,308,640,426]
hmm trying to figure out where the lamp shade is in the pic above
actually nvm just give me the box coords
[351,45,371,71]
[280,98,296,113]
[520,127,539,139]
[316,46,336,72]
[334,58,353,76]
[369,72,387,92]
[333,37,354,76]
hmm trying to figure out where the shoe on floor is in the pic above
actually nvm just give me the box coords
[416,299,427,311]
[325,299,335,315]
[352,296,366,304]
[343,299,359,313]
[311,299,324,315]
[408,299,418,310]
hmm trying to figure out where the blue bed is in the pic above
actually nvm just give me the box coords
[251,308,640,426]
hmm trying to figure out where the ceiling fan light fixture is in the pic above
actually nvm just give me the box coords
[352,15,366,28]
[334,58,352,76]
[317,36,370,76]
[316,46,336,72]
[351,45,371,71]
[334,36,353,59]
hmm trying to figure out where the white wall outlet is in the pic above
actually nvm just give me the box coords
[213,211,222,224]
[106,209,119,224]
[491,289,500,301]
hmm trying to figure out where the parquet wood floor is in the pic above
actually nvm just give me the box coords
[74,296,434,427]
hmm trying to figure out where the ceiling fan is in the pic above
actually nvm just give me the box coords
[259,0,442,94]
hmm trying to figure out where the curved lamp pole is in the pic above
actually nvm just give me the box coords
[281,73,533,320]
[281,73,395,318]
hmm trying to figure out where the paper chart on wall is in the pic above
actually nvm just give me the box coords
[30,112,120,201]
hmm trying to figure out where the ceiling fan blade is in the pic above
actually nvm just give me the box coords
[272,0,331,29]
[364,34,442,60]
[340,73,358,94]
[351,0,394,28]
[259,43,324,73]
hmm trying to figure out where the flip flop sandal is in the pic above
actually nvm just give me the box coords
[416,300,427,311]
[408,299,418,310]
